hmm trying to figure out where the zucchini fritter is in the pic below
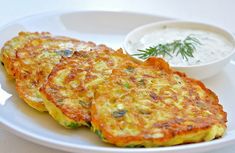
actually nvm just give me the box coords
[15,35,110,112]
[91,57,227,147]
[0,32,51,78]
[40,49,138,127]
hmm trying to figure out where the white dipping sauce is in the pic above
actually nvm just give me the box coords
[132,27,234,66]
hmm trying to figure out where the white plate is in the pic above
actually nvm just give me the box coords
[0,10,234,153]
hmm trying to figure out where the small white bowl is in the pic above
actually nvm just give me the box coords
[123,21,235,80]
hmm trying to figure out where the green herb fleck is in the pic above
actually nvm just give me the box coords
[112,109,127,118]
[123,82,130,89]
[138,79,146,86]
[94,130,103,139]
[125,66,135,73]
[79,100,91,108]
[126,144,145,148]
[57,49,73,57]
[57,99,63,103]
[66,122,79,128]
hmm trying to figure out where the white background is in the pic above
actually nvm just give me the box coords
[0,0,235,152]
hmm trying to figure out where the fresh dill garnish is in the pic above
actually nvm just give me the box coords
[133,35,201,61]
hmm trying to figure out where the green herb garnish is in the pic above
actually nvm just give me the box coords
[66,122,79,128]
[125,66,135,73]
[94,129,103,139]
[79,100,91,108]
[56,49,73,57]
[112,109,127,118]
[133,35,201,61]
[123,82,130,89]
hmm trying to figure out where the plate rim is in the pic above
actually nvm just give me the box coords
[0,10,234,153]
[1,112,235,153]
[0,9,166,33]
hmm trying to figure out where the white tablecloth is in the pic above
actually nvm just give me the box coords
[0,0,234,152]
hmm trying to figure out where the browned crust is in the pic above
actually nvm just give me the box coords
[145,57,227,123]
[11,32,113,111]
[0,32,51,78]
[91,57,227,146]
[39,49,140,124]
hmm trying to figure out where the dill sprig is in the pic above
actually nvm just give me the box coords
[133,35,201,61]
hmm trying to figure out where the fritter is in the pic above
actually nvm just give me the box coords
[91,57,227,147]
[0,32,51,78]
[15,35,110,112]
[40,49,139,128]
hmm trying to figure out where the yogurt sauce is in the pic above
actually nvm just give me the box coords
[132,27,234,66]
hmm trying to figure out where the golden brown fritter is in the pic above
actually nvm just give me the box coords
[14,34,111,111]
[91,57,227,147]
[0,32,51,78]
[40,49,139,127]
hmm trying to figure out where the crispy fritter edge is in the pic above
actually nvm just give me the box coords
[91,57,227,147]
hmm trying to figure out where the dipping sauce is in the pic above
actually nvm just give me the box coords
[130,27,234,66]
